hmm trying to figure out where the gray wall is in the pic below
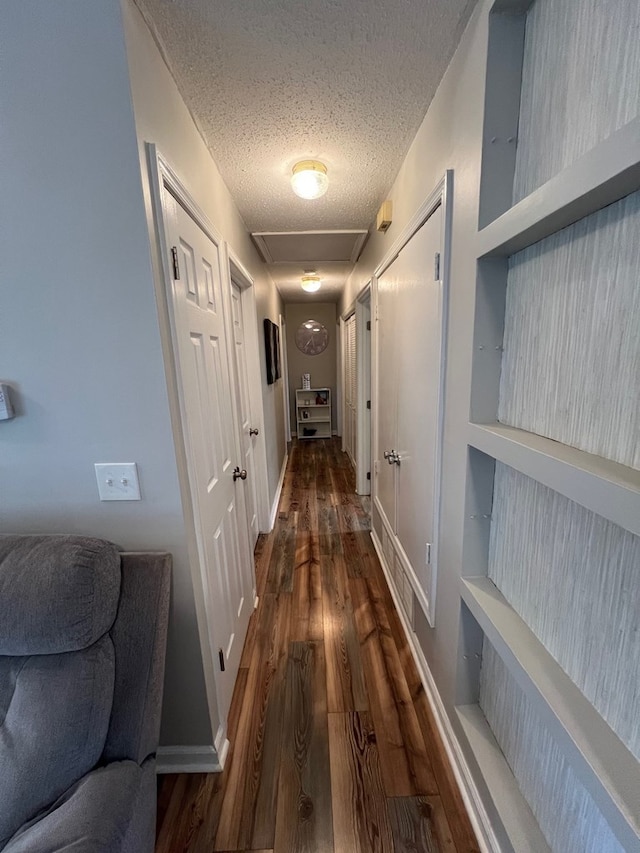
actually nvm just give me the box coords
[285,303,338,434]
[0,0,287,752]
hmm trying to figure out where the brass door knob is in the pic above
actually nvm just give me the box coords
[233,466,248,481]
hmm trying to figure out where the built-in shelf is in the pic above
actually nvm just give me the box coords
[467,422,640,537]
[476,117,640,258]
[456,704,551,853]
[460,576,640,851]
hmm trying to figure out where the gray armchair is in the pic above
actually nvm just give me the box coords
[0,535,170,852]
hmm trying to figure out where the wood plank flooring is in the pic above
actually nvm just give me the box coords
[156,438,480,853]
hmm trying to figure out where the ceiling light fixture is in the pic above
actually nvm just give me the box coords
[291,160,328,200]
[301,274,321,293]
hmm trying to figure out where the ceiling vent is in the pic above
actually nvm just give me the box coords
[251,230,368,264]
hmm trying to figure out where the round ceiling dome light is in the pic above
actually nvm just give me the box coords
[291,160,328,200]
[301,274,321,293]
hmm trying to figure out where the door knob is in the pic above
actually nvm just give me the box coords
[233,466,247,481]
[249,427,259,436]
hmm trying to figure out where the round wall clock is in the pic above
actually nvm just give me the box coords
[295,319,329,355]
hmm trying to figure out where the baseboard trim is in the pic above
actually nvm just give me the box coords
[156,745,221,774]
[214,723,230,770]
[268,452,288,530]
[370,529,501,853]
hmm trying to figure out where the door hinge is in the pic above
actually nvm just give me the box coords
[426,542,432,565]
[434,252,441,281]
[218,648,225,672]
[366,320,371,331]
[366,471,371,480]
[170,246,180,280]
[366,400,371,410]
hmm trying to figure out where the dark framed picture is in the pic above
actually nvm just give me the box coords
[263,318,281,384]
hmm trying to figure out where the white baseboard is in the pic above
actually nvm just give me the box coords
[268,452,288,530]
[156,744,221,774]
[370,529,501,853]
[214,722,230,770]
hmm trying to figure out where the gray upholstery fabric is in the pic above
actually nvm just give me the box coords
[0,637,115,848]
[0,535,120,656]
[0,537,170,852]
[103,552,171,765]
[2,761,142,853]
[121,758,157,853]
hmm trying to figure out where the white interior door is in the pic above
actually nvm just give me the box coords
[356,295,371,495]
[231,282,259,548]
[163,189,253,725]
[344,313,357,464]
[376,266,399,530]
[394,205,444,597]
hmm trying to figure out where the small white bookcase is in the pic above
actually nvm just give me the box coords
[295,388,331,439]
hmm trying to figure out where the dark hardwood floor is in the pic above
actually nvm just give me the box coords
[156,438,480,853]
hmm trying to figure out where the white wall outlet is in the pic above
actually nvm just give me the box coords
[94,463,141,501]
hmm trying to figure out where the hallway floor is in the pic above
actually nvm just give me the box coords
[156,438,479,853]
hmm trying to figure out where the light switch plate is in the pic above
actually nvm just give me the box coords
[94,463,141,501]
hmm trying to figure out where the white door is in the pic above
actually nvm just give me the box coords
[163,190,253,724]
[376,201,445,612]
[344,313,357,464]
[376,258,399,530]
[394,205,443,596]
[356,296,372,496]
[231,282,259,548]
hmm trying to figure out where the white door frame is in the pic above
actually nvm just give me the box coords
[146,143,255,760]
[226,247,271,535]
[372,170,453,626]
[355,283,372,495]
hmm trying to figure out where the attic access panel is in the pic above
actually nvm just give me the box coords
[251,230,368,264]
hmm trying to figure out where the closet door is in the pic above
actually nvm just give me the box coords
[376,260,399,531]
[394,205,444,596]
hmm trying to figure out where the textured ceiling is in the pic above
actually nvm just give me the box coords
[134,0,476,298]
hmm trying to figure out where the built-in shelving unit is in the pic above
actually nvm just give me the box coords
[467,423,640,537]
[461,577,640,850]
[476,117,640,259]
[456,2,640,850]
[295,388,331,439]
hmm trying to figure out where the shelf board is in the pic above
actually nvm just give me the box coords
[456,704,551,853]
[297,404,329,408]
[477,117,640,258]
[467,422,640,536]
[461,577,640,850]
[298,417,331,423]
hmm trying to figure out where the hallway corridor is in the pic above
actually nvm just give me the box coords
[156,438,479,853]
